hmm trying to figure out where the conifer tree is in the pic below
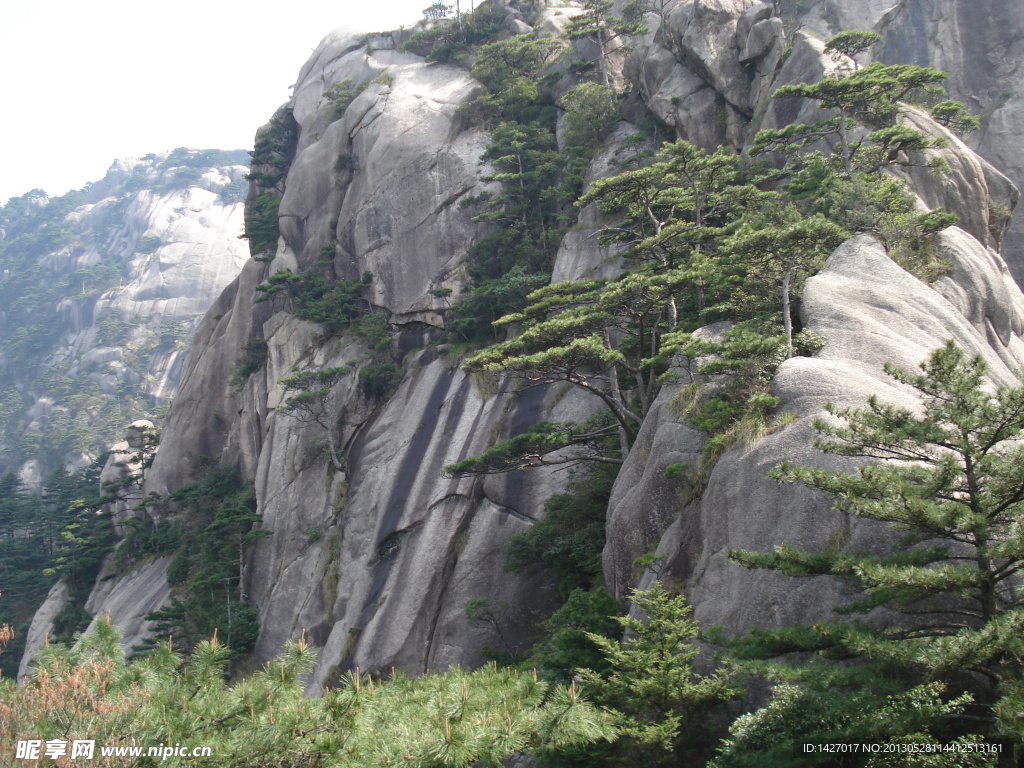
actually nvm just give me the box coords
[753,32,955,175]
[576,583,738,764]
[278,366,353,471]
[564,0,647,89]
[725,341,1024,761]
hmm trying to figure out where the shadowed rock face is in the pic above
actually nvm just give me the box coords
[55,0,1024,685]
[876,0,1024,281]
[79,7,602,683]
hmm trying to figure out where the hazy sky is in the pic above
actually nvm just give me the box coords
[0,0,432,203]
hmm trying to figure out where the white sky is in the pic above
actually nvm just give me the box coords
[0,0,432,203]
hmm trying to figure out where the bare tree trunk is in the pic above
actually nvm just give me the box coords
[596,28,609,88]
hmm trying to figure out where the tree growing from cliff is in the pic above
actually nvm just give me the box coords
[278,366,352,471]
[724,341,1024,760]
[452,266,693,467]
[578,139,771,322]
[564,0,647,89]
[753,32,954,175]
[725,212,846,358]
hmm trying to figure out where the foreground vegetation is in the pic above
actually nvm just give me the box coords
[7,340,1023,766]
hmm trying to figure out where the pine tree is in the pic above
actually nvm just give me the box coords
[563,0,647,89]
[557,583,737,767]
[726,341,1024,761]
[725,211,846,358]
[3,618,617,767]
[278,366,353,471]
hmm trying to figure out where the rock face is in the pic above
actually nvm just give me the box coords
[683,229,1024,633]
[103,11,596,685]
[877,0,1024,282]
[0,151,250,483]
[603,0,1024,631]
[42,0,1024,690]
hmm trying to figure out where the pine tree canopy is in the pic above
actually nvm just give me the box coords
[726,340,1024,758]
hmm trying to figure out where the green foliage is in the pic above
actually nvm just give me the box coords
[0,460,109,677]
[755,31,973,183]
[444,417,621,475]
[230,338,269,389]
[4,618,616,766]
[726,341,1024,759]
[256,269,372,336]
[563,0,647,88]
[243,192,281,260]
[111,517,181,573]
[359,361,400,401]
[504,461,618,597]
[401,4,507,66]
[423,1,452,20]
[323,78,367,119]
[558,583,738,767]
[446,266,550,344]
[673,324,791,473]
[711,677,987,768]
[278,366,353,470]
[931,99,981,135]
[560,83,620,154]
[526,587,623,683]
[823,30,882,62]
[462,36,558,126]
[445,27,620,345]
[143,464,264,658]
[249,115,297,172]
[243,115,295,260]
[725,211,847,357]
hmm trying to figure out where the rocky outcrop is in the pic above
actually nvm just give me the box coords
[683,229,1024,633]
[101,420,158,535]
[115,17,599,683]
[625,0,786,148]
[16,581,69,681]
[876,0,1024,282]
[43,0,1024,691]
[604,0,1024,627]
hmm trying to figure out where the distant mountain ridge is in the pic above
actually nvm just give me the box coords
[0,148,251,484]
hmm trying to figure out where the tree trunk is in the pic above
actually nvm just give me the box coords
[239,538,246,601]
[596,27,609,88]
[839,109,852,173]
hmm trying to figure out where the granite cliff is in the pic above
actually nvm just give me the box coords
[0,150,250,485]
[22,0,1023,694]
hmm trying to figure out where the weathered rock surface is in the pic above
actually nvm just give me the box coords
[83,556,175,652]
[118,16,598,683]
[101,420,158,535]
[881,0,1024,283]
[42,0,1024,690]
[684,230,1024,633]
[17,581,69,681]
[0,152,250,479]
